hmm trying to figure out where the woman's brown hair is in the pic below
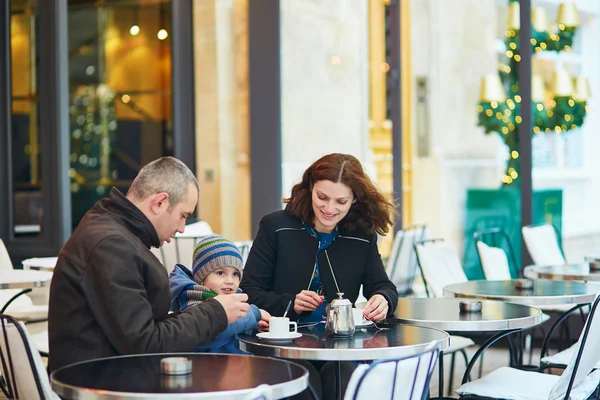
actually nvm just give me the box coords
[284,153,397,236]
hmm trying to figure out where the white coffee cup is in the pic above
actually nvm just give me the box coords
[269,317,297,336]
[352,308,366,325]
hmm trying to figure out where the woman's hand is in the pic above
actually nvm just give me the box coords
[293,290,324,314]
[258,309,271,328]
[363,294,388,322]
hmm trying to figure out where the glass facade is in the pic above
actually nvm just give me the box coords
[10,0,42,236]
[3,0,598,267]
[68,0,173,228]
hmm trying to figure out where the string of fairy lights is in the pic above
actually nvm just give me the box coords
[477,1,591,185]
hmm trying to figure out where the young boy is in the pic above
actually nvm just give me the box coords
[169,235,270,354]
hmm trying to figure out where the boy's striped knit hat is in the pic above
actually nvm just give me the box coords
[192,235,243,284]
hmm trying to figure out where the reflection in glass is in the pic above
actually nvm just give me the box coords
[68,1,173,228]
[11,0,42,236]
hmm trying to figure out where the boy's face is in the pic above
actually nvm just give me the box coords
[202,266,241,295]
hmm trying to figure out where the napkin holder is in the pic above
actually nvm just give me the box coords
[459,300,482,313]
[515,279,534,290]
[161,357,192,375]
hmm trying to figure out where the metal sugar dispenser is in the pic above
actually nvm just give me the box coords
[325,292,355,337]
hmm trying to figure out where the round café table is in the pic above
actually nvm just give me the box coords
[51,353,308,400]
[21,256,58,271]
[443,279,598,306]
[238,322,449,400]
[393,297,544,388]
[395,298,543,332]
[524,264,600,282]
[0,270,53,290]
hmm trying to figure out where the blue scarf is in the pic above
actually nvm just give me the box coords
[299,223,338,323]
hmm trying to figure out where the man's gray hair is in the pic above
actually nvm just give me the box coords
[127,157,199,208]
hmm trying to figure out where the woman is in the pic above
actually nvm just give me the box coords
[240,153,398,400]
[241,152,397,321]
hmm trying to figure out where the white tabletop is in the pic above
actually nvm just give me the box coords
[395,298,544,331]
[0,270,53,289]
[524,264,600,282]
[22,257,58,271]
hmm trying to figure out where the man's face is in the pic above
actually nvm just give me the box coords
[154,183,198,245]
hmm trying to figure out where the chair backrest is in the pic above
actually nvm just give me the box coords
[0,289,35,314]
[151,236,208,268]
[549,294,600,400]
[475,242,512,281]
[386,225,427,296]
[0,239,14,270]
[344,341,440,400]
[0,314,58,400]
[414,240,468,298]
[522,224,565,266]
[243,384,273,400]
[150,222,214,268]
[235,241,253,265]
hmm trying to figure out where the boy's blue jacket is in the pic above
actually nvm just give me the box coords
[169,264,261,354]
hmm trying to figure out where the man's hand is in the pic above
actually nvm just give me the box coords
[214,293,250,323]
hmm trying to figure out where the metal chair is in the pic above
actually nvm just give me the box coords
[0,239,48,323]
[522,223,566,266]
[386,225,427,296]
[414,239,468,299]
[235,240,254,265]
[413,239,477,394]
[456,294,600,400]
[473,228,517,280]
[344,341,440,400]
[243,384,273,400]
[0,314,59,399]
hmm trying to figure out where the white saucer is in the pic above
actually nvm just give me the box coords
[256,332,302,342]
[355,320,374,328]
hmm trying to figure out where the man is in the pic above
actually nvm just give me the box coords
[48,157,249,371]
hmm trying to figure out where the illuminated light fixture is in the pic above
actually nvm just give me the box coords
[129,25,140,36]
[557,2,580,28]
[479,74,506,102]
[551,68,574,97]
[157,29,168,40]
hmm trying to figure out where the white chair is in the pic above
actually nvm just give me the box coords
[386,225,427,296]
[235,240,253,266]
[0,315,59,400]
[414,239,477,395]
[0,238,13,270]
[522,224,566,266]
[243,384,273,400]
[414,240,468,298]
[456,294,600,400]
[0,239,49,322]
[475,241,512,281]
[344,341,439,400]
[150,221,214,268]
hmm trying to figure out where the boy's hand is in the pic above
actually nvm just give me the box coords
[258,309,271,328]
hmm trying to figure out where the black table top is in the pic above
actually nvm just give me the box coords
[51,353,308,400]
[237,322,449,361]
